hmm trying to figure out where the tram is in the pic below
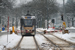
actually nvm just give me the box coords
[20,13,36,36]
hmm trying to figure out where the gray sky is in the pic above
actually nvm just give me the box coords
[11,0,68,8]
[56,0,67,4]
[10,0,32,8]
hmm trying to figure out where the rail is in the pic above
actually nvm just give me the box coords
[34,36,39,50]
[38,32,75,50]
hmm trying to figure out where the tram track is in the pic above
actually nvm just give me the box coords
[33,36,39,50]
[38,32,61,50]
[11,31,75,50]
[50,33,75,45]
[38,32,75,50]
[15,36,39,50]
[16,36,23,50]
[35,32,53,50]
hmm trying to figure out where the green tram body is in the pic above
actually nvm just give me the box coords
[20,15,36,36]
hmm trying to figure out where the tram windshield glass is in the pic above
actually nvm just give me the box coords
[24,19,33,26]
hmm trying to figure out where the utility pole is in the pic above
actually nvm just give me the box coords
[46,0,49,29]
[7,16,9,43]
[62,0,66,34]
[63,0,65,21]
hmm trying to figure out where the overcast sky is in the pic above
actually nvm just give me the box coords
[10,0,68,8]
[56,0,67,4]
[9,0,32,8]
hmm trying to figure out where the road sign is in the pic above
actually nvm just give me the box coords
[63,22,66,27]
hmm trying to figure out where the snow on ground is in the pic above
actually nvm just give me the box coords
[66,27,75,29]
[47,28,55,31]
[17,26,20,30]
[35,34,49,44]
[1,30,7,32]
[36,28,75,44]
[36,28,44,32]
[36,28,55,32]
[35,34,53,50]
[0,46,4,50]
[53,32,75,43]
[20,36,36,49]
[9,26,20,31]
[9,27,12,31]
[36,27,75,32]
[0,33,22,49]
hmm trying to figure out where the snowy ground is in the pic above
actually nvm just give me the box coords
[20,36,37,49]
[0,33,22,50]
[0,27,75,50]
[1,30,7,32]
[0,27,55,50]
[36,28,55,32]
[0,26,21,50]
[37,27,75,44]
[35,34,53,50]
[53,32,75,43]
[66,27,75,29]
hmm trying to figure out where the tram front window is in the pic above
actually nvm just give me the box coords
[24,19,33,26]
